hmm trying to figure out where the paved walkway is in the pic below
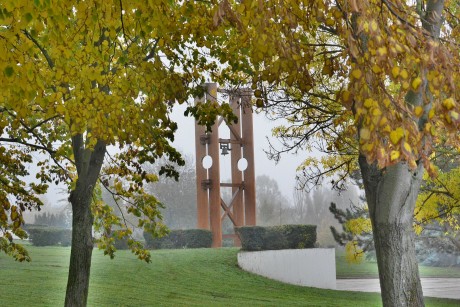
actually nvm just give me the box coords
[336,278,460,300]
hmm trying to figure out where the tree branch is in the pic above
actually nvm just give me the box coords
[21,30,54,69]
[0,137,55,153]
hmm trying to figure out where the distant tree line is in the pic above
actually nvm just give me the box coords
[33,211,70,229]
[256,174,359,247]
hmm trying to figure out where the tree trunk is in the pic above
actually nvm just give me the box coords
[64,136,106,307]
[356,2,445,306]
[64,187,94,307]
[360,156,425,307]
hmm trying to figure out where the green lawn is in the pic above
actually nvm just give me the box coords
[0,246,458,307]
[336,250,460,279]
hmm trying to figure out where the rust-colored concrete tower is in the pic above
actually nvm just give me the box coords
[194,83,256,247]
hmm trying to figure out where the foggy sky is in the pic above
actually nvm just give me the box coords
[171,103,307,203]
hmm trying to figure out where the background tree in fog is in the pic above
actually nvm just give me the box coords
[102,155,197,233]
[256,175,289,226]
[293,184,359,247]
[143,156,197,230]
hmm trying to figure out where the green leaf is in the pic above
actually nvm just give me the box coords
[4,66,14,77]
[24,12,33,23]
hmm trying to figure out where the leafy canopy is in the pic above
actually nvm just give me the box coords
[0,0,233,261]
[211,0,459,187]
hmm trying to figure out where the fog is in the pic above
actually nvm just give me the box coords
[170,102,308,202]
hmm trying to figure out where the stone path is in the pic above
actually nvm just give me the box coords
[336,278,460,300]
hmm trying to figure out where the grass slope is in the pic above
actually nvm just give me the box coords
[0,247,458,307]
[336,251,460,279]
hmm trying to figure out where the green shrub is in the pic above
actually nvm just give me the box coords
[26,226,72,247]
[236,224,317,251]
[234,226,266,251]
[144,229,212,249]
[263,226,287,250]
[282,224,317,249]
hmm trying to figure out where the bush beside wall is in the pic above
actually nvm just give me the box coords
[144,229,212,249]
[236,224,317,251]
[26,226,72,247]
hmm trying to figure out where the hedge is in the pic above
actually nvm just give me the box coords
[144,229,212,249]
[235,224,317,251]
[26,226,72,247]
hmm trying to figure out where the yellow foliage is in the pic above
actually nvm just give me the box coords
[414,106,424,117]
[360,127,371,141]
[390,128,404,145]
[403,142,412,154]
[411,77,422,90]
[400,69,409,79]
[449,111,459,124]
[345,241,364,264]
[415,167,460,234]
[443,98,455,110]
[345,217,372,235]
[351,69,362,79]
[390,150,400,161]
[364,98,375,109]
[377,46,387,57]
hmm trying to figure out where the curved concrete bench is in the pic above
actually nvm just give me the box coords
[238,248,336,289]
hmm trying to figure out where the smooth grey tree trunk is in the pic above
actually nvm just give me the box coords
[64,136,106,307]
[360,157,425,307]
[357,1,444,306]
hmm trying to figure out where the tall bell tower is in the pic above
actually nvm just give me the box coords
[194,83,256,247]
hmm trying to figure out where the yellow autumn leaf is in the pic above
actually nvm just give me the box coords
[370,20,378,32]
[390,150,400,161]
[412,77,422,90]
[383,99,391,108]
[363,22,370,32]
[403,142,412,153]
[449,111,459,123]
[377,46,387,57]
[364,98,374,108]
[56,104,65,114]
[363,142,375,152]
[391,66,400,78]
[400,69,409,79]
[145,174,159,182]
[414,106,424,117]
[390,127,404,145]
[360,127,371,140]
[442,98,455,110]
[372,65,382,74]
[383,125,391,133]
[372,108,382,117]
[325,18,335,27]
[10,210,19,221]
[351,69,362,79]
[342,90,351,102]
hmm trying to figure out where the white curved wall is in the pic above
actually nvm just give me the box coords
[238,248,336,289]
